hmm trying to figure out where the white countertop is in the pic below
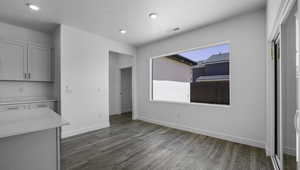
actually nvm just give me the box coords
[0,108,68,138]
[0,97,57,105]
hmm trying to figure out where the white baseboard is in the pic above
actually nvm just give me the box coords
[61,122,110,139]
[132,114,138,120]
[266,146,296,157]
[265,145,272,156]
[138,116,265,149]
[284,146,296,156]
[110,113,121,116]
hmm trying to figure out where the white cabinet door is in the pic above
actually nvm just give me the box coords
[28,44,52,81]
[0,40,26,80]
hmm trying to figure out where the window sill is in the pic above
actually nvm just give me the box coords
[149,99,231,108]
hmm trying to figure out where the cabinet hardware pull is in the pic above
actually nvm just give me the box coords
[28,73,31,79]
[24,73,27,79]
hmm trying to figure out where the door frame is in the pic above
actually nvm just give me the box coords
[108,51,137,120]
[272,34,283,170]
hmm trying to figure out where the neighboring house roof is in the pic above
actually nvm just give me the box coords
[196,75,229,82]
[191,53,229,68]
[203,53,229,64]
[166,54,197,66]
[192,62,205,68]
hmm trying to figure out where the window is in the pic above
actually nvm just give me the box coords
[150,43,230,105]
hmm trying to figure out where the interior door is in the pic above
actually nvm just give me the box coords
[274,36,283,169]
[28,44,52,81]
[120,67,132,113]
[0,39,27,80]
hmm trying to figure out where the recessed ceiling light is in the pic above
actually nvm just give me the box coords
[119,29,127,34]
[148,13,158,19]
[26,3,40,11]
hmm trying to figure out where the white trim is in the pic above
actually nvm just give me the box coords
[266,40,275,156]
[284,146,296,156]
[108,51,137,120]
[268,0,297,41]
[61,122,109,139]
[149,100,230,108]
[138,115,265,149]
[150,40,230,59]
[132,53,138,120]
[277,34,284,169]
[149,58,153,101]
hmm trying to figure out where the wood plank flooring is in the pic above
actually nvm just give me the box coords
[61,113,274,170]
[284,154,296,170]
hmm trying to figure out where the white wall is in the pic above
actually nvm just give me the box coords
[0,22,54,100]
[109,52,134,115]
[109,52,120,115]
[60,25,136,138]
[136,10,266,148]
[153,80,190,103]
[152,57,192,82]
[0,22,52,45]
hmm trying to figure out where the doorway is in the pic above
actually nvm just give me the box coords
[108,51,135,121]
[120,67,132,115]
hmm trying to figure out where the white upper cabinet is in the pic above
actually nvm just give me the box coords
[0,39,53,82]
[0,40,27,80]
[28,44,52,81]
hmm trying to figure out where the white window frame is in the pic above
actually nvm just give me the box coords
[149,40,231,107]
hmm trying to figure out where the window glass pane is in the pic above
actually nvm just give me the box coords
[151,43,230,105]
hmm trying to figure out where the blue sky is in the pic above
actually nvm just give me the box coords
[179,44,230,62]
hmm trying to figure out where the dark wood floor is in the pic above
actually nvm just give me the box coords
[61,113,274,170]
[284,154,296,170]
